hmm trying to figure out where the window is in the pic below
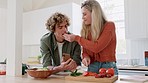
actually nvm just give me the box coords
[98,0,125,54]
[98,0,126,65]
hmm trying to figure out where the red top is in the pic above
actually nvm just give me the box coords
[74,22,116,63]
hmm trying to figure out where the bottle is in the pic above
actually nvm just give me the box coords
[0,62,6,75]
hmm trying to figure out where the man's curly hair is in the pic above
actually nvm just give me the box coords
[45,12,70,32]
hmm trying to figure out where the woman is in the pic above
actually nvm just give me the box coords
[64,0,118,75]
[40,12,81,73]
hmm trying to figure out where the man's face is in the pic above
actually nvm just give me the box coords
[54,21,68,41]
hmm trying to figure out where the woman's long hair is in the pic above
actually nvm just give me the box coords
[81,0,107,41]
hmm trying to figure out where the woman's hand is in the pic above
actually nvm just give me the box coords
[63,34,76,42]
[82,56,90,67]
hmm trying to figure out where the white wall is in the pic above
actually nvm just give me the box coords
[0,0,7,8]
[22,45,40,63]
[23,0,83,12]
[23,3,74,45]
[72,3,82,35]
[0,8,7,62]
[22,3,81,62]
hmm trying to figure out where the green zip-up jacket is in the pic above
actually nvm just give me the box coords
[40,32,81,67]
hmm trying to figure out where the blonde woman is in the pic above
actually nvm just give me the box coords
[64,0,118,75]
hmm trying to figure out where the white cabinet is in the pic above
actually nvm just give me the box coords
[125,0,148,39]
[0,8,7,61]
[146,0,148,38]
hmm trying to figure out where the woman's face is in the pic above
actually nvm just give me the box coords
[82,7,91,25]
[54,21,68,42]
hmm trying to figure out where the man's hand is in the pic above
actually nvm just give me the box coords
[61,59,77,70]
[62,53,71,62]
[64,59,77,71]
[51,59,77,73]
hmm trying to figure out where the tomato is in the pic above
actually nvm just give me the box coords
[95,74,100,78]
[106,68,114,76]
[99,68,106,74]
[95,74,106,78]
[106,74,112,78]
[82,71,89,76]
[88,72,97,76]
[83,71,97,76]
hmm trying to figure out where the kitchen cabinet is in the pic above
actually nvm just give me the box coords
[125,0,148,39]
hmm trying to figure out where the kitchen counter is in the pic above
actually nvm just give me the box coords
[118,65,148,71]
[0,73,148,83]
[118,65,148,76]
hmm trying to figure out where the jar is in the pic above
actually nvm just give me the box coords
[145,51,148,66]
[0,62,6,75]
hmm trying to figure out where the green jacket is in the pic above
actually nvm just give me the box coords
[40,32,81,67]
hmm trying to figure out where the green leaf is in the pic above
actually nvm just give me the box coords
[70,69,82,77]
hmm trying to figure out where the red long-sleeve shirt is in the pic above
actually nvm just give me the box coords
[74,22,116,63]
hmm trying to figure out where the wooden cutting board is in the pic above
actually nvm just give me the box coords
[65,75,118,83]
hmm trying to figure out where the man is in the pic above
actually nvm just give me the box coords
[40,12,81,73]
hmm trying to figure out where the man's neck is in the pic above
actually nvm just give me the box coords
[55,36,64,43]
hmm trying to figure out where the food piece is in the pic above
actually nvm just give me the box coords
[106,68,114,76]
[106,74,112,78]
[99,68,106,74]
[62,53,71,62]
[70,69,82,77]
[95,74,100,78]
[82,71,97,76]
[36,67,49,71]
[88,72,97,76]
[100,73,106,78]
[82,71,89,76]
[94,68,114,78]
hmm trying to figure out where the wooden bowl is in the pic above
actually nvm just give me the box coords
[26,69,53,78]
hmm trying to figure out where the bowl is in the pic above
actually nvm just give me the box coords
[26,68,53,78]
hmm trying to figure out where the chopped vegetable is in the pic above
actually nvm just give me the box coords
[36,67,49,71]
[70,69,82,77]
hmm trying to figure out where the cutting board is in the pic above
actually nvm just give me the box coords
[65,75,118,83]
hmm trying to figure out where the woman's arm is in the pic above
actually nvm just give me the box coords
[74,22,115,53]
